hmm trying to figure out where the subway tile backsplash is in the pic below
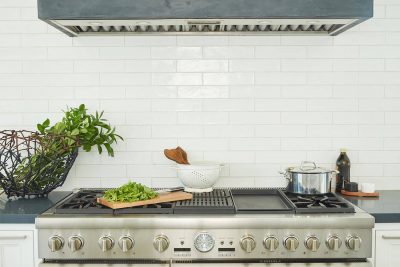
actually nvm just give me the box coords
[1,0,400,190]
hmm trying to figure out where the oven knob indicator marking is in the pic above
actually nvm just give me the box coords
[68,236,84,252]
[48,235,64,252]
[98,236,114,252]
[153,235,169,253]
[305,236,320,252]
[284,236,299,251]
[346,236,362,251]
[240,235,256,253]
[326,235,342,251]
[119,236,134,252]
[263,236,279,252]
[194,232,215,253]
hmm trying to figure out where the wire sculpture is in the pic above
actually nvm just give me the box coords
[0,130,78,198]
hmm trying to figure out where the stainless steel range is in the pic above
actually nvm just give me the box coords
[36,188,374,267]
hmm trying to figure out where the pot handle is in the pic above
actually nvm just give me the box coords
[300,161,317,171]
[279,170,291,183]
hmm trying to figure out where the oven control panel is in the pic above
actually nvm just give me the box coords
[39,228,372,260]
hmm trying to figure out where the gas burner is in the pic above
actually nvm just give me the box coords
[55,190,113,214]
[284,192,355,213]
[295,195,344,208]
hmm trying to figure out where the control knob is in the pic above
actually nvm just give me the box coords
[346,235,361,251]
[119,236,134,252]
[263,236,279,252]
[305,236,320,252]
[326,235,342,251]
[68,236,84,252]
[48,235,64,252]
[284,235,299,251]
[240,235,256,253]
[153,235,169,253]
[99,236,114,252]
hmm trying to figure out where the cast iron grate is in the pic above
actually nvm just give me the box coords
[55,190,113,214]
[174,189,235,214]
[284,192,355,213]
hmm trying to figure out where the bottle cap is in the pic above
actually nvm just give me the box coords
[340,148,347,153]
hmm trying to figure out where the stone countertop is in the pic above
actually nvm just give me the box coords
[342,190,400,223]
[0,190,72,224]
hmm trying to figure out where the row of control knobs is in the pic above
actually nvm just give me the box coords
[48,235,169,253]
[49,233,361,253]
[240,235,361,252]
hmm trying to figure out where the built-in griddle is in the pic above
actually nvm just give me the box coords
[231,189,293,214]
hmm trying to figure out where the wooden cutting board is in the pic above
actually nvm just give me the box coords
[97,191,193,209]
[341,190,379,197]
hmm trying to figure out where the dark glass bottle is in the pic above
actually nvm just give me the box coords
[336,148,351,192]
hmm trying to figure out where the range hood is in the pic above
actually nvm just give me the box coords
[38,0,373,37]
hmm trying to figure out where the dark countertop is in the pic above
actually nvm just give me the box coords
[343,190,400,223]
[0,191,72,224]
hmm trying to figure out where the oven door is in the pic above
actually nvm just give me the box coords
[39,261,373,267]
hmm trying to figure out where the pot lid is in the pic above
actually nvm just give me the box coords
[287,161,334,174]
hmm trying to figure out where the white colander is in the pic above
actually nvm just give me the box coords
[174,161,224,193]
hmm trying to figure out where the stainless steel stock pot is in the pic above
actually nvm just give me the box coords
[280,161,338,194]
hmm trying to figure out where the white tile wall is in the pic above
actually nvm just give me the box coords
[1,0,400,190]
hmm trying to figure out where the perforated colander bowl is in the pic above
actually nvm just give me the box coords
[174,161,224,193]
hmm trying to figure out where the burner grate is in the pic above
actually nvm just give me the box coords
[55,190,113,214]
[284,192,355,213]
[175,189,235,214]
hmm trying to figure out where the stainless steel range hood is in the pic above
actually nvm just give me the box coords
[37,0,373,37]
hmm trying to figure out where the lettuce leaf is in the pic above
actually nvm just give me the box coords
[103,181,157,202]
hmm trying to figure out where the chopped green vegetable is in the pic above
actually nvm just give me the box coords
[103,181,158,202]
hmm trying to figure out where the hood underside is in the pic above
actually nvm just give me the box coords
[38,0,373,37]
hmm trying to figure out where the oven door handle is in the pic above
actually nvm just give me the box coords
[382,235,400,239]
[0,235,27,240]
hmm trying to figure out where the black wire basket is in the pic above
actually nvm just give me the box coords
[0,130,78,198]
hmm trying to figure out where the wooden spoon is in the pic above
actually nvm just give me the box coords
[177,146,189,164]
[164,147,189,164]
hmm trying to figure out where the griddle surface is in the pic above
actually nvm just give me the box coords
[231,189,293,214]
